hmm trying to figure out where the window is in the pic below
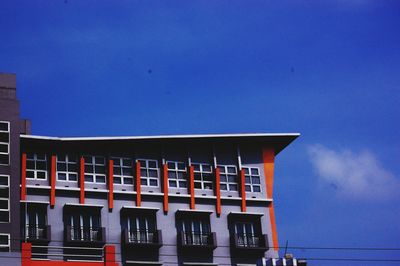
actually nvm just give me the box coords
[218,165,238,191]
[25,204,48,240]
[126,216,156,243]
[167,161,187,188]
[243,167,261,192]
[112,157,134,185]
[26,153,47,180]
[138,159,159,187]
[0,175,9,223]
[235,222,258,247]
[193,163,213,190]
[0,121,9,165]
[68,212,101,242]
[181,219,211,245]
[0,234,10,252]
[84,156,106,183]
[57,155,78,182]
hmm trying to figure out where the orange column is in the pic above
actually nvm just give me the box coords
[108,159,114,211]
[21,242,32,266]
[263,148,278,251]
[21,153,27,201]
[189,165,195,209]
[79,157,85,204]
[135,161,141,206]
[50,155,56,208]
[214,167,221,215]
[240,169,246,212]
[162,164,169,212]
[104,245,118,266]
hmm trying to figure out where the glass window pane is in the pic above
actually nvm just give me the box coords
[57,173,67,180]
[37,172,46,179]
[193,164,200,171]
[245,176,251,183]
[148,170,157,177]
[204,182,213,190]
[252,177,260,184]
[178,181,187,188]
[0,144,8,153]
[68,164,77,172]
[177,163,185,170]
[177,172,184,179]
[253,186,261,192]
[69,173,78,181]
[140,169,147,177]
[26,171,34,179]
[149,179,158,186]
[26,161,35,169]
[220,184,227,191]
[167,162,175,169]
[85,165,93,173]
[0,176,8,186]
[218,166,225,173]
[141,179,148,186]
[220,175,227,182]
[95,165,105,173]
[122,168,132,176]
[245,185,251,192]
[148,161,157,168]
[0,200,8,210]
[123,177,133,185]
[0,122,9,131]
[227,166,236,174]
[169,180,177,187]
[96,176,106,183]
[114,177,122,184]
[228,176,236,183]
[95,157,104,164]
[251,168,259,175]
[244,168,250,175]
[229,184,238,191]
[194,182,201,189]
[36,161,47,170]
[0,188,8,199]
[57,163,66,171]
[114,167,122,175]
[36,154,46,160]
[85,175,93,182]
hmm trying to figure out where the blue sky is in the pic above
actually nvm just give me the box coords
[1,1,400,265]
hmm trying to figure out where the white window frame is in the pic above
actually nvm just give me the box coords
[0,175,10,223]
[193,163,213,190]
[83,156,106,184]
[0,233,10,252]
[243,167,262,193]
[112,157,134,186]
[167,161,187,189]
[137,159,159,187]
[0,121,10,166]
[26,153,48,180]
[56,155,78,182]
[218,165,238,192]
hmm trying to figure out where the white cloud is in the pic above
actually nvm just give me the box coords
[308,144,400,201]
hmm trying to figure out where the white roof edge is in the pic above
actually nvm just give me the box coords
[20,132,300,141]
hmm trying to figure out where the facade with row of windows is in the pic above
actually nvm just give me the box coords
[0,73,305,266]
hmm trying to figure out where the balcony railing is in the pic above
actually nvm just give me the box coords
[64,225,106,246]
[178,231,217,250]
[25,225,51,243]
[122,229,162,249]
[231,233,269,252]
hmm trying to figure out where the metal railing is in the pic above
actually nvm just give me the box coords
[236,233,261,248]
[128,229,156,244]
[25,225,50,241]
[182,231,212,246]
[70,226,102,242]
[31,245,104,262]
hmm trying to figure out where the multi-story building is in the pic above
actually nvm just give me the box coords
[0,73,304,266]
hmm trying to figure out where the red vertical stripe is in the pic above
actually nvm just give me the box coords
[21,153,27,200]
[135,161,141,206]
[215,167,221,215]
[240,169,246,212]
[108,159,114,210]
[50,155,56,207]
[189,165,195,209]
[79,157,85,204]
[163,164,169,212]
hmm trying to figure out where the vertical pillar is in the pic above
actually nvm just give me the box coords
[214,167,221,215]
[108,159,114,211]
[135,161,141,207]
[162,163,169,213]
[21,153,27,201]
[21,242,32,266]
[50,155,56,208]
[189,165,195,209]
[240,169,246,212]
[104,245,117,266]
[263,148,278,251]
[79,157,85,204]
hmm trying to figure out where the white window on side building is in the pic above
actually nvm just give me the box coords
[0,121,10,166]
[0,175,10,223]
[0,234,10,252]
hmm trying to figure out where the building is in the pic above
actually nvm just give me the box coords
[0,73,305,266]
